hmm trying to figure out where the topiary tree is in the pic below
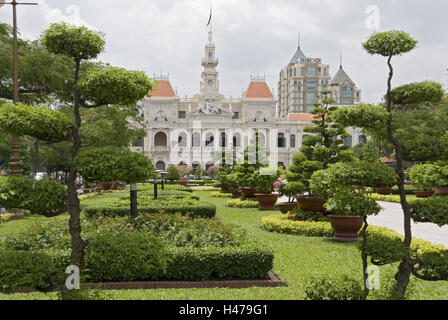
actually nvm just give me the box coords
[335,30,448,298]
[166,164,180,182]
[75,146,155,217]
[39,22,153,267]
[287,88,355,197]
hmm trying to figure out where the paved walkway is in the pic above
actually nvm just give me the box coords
[369,201,448,248]
[277,196,448,247]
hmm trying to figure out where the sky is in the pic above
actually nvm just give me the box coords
[0,0,447,104]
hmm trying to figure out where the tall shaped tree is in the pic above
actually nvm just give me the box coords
[41,23,153,267]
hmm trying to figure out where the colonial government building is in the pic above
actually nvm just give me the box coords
[141,31,364,172]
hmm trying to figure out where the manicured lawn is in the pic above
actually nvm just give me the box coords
[1,190,447,300]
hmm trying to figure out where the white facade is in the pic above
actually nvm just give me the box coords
[141,31,364,171]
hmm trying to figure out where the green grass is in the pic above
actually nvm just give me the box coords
[1,190,447,300]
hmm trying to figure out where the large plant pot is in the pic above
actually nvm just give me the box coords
[255,193,279,210]
[241,187,257,198]
[277,202,298,214]
[375,188,392,195]
[434,186,448,196]
[230,188,241,198]
[101,182,114,191]
[414,190,434,198]
[296,196,326,213]
[220,183,231,192]
[328,215,364,242]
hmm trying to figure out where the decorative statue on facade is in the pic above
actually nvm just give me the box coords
[155,110,167,122]
[200,101,222,115]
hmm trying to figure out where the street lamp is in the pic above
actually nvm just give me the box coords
[160,171,168,190]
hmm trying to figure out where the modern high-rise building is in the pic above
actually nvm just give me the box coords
[278,44,360,118]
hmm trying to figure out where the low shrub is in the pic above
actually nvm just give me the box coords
[261,214,334,237]
[304,274,363,300]
[84,197,216,218]
[288,209,329,222]
[227,199,259,208]
[156,242,274,281]
[0,213,14,224]
[85,231,168,282]
[0,249,65,293]
[211,191,232,198]
[411,196,448,227]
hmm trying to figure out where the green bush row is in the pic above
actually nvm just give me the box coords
[211,191,232,198]
[304,274,363,300]
[261,214,334,237]
[227,199,259,208]
[84,199,216,218]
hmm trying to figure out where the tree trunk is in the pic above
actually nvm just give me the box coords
[361,217,369,300]
[385,55,414,298]
[67,60,87,267]
[33,138,40,177]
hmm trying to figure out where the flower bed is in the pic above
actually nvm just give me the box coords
[84,197,215,218]
[261,215,334,237]
[211,191,232,198]
[0,213,274,292]
[227,199,259,208]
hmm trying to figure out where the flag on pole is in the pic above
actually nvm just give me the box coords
[206,6,212,26]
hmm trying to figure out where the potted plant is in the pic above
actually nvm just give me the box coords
[277,178,303,214]
[311,161,395,242]
[426,162,448,196]
[253,167,280,210]
[234,165,257,198]
[286,90,355,213]
[227,172,241,199]
[409,164,434,198]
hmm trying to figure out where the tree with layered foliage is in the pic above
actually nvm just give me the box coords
[0,23,154,272]
[335,30,448,298]
[287,89,355,194]
[39,22,153,268]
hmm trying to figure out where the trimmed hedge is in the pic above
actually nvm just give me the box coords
[84,200,216,218]
[0,214,13,224]
[261,214,334,237]
[153,242,274,281]
[304,274,363,300]
[227,199,259,208]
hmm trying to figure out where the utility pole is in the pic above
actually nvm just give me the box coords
[1,0,38,218]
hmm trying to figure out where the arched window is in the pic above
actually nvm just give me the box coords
[154,132,167,147]
[192,132,201,147]
[156,161,166,171]
[290,134,296,148]
[344,136,352,147]
[205,134,214,147]
[278,133,286,148]
[359,135,367,144]
[178,133,187,147]
[179,161,187,166]
[233,133,241,147]
[220,132,227,148]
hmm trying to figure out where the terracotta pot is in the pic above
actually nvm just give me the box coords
[414,190,434,198]
[375,188,392,195]
[178,180,189,187]
[101,182,114,190]
[296,196,326,213]
[241,187,257,198]
[405,181,413,186]
[434,186,448,196]
[113,182,121,190]
[220,183,231,192]
[277,202,298,214]
[328,215,364,242]
[255,193,279,210]
[83,189,91,194]
[230,188,241,198]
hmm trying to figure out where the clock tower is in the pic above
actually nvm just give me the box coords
[200,31,220,104]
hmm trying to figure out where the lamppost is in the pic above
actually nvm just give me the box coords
[1,0,38,219]
[130,182,137,218]
[160,171,168,190]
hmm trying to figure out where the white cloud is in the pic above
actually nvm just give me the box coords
[0,0,446,103]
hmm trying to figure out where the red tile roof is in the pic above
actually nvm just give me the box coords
[245,81,273,99]
[150,80,176,98]
[287,113,315,121]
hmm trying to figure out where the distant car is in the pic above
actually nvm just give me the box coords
[34,172,48,180]
[186,174,195,180]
